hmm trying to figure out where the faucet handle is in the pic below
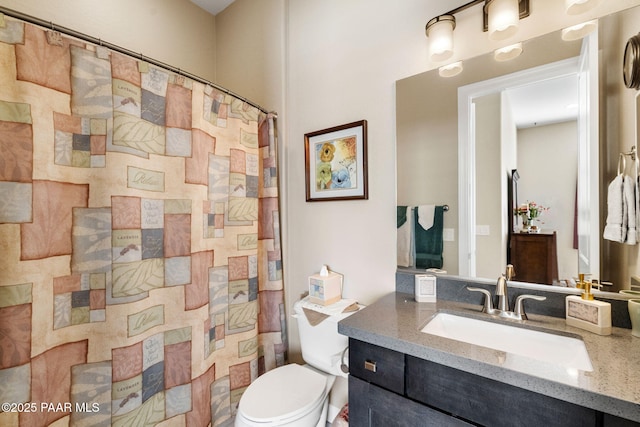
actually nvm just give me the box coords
[467,287,495,314]
[513,294,546,320]
[506,264,515,281]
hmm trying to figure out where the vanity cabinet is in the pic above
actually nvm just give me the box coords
[348,339,470,426]
[348,338,638,427]
[509,231,558,284]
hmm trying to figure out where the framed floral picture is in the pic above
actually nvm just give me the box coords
[304,120,368,202]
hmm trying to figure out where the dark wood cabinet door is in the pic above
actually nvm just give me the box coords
[349,376,472,427]
[406,357,597,427]
[509,231,559,284]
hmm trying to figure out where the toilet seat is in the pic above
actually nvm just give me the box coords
[238,364,328,424]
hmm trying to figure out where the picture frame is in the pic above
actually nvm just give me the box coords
[304,120,368,202]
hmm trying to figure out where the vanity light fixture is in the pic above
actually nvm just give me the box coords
[565,0,601,15]
[425,0,529,62]
[493,42,523,61]
[426,15,456,62]
[561,19,597,41]
[439,61,464,78]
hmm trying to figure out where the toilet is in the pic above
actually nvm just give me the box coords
[235,298,359,427]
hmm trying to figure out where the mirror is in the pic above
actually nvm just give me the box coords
[396,5,640,292]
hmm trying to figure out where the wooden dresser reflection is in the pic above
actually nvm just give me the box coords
[509,231,558,285]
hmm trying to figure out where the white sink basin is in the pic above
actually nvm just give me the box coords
[421,312,593,372]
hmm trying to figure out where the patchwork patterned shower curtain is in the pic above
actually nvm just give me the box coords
[0,16,286,427]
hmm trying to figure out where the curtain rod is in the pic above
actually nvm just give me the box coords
[0,6,276,117]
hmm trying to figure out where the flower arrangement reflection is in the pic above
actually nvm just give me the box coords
[518,201,549,232]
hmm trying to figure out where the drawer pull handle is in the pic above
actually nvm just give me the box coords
[364,360,377,372]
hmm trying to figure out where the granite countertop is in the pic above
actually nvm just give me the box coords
[338,292,640,422]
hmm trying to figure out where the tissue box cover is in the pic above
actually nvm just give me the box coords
[308,272,343,305]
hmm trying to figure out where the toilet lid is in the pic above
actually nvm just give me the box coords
[239,364,327,423]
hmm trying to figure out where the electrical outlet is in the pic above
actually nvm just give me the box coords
[443,228,455,241]
[476,225,490,236]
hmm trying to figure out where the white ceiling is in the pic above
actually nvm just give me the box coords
[190,0,235,15]
[505,74,579,129]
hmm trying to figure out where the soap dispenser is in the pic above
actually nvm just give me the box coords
[565,281,612,335]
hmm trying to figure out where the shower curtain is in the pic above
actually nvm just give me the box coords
[0,16,286,427]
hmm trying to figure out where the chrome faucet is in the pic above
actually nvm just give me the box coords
[467,264,546,321]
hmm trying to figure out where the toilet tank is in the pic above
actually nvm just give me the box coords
[293,298,361,377]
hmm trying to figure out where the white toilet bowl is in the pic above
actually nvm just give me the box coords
[235,298,360,427]
[234,363,333,427]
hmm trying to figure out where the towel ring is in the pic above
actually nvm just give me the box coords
[617,147,639,176]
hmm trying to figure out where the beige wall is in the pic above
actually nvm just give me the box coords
[475,93,504,279]
[282,0,422,359]
[0,0,217,82]
[215,0,285,112]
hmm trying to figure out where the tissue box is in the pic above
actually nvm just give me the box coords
[308,272,343,306]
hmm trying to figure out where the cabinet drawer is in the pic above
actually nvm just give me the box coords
[406,356,597,427]
[349,338,404,394]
